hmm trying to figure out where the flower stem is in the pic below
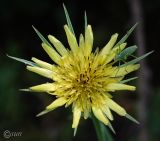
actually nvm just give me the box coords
[92,115,114,141]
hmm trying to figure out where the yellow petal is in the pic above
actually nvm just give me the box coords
[30,83,56,92]
[107,98,126,116]
[92,106,109,125]
[100,33,118,56]
[32,57,52,70]
[102,106,113,120]
[106,43,127,63]
[84,25,93,57]
[72,106,81,128]
[46,97,67,110]
[106,83,136,91]
[111,64,140,77]
[64,25,79,54]
[48,35,68,56]
[27,66,52,79]
[41,43,61,64]
[79,34,85,48]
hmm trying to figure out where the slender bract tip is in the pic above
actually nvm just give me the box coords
[108,123,116,134]
[84,10,87,31]
[63,3,75,36]
[73,127,78,136]
[19,89,31,92]
[36,109,50,117]
[32,25,36,30]
[125,113,140,124]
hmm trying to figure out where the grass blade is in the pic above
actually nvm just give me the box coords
[63,4,75,36]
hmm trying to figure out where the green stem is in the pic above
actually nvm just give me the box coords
[92,115,114,141]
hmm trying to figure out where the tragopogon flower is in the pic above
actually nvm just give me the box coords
[8,7,152,134]
[26,24,140,130]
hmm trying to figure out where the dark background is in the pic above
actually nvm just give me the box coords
[0,0,160,141]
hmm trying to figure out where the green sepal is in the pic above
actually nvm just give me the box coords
[120,77,138,84]
[120,50,154,67]
[125,113,140,124]
[7,54,37,67]
[36,109,52,117]
[63,4,75,36]
[108,123,116,134]
[114,23,138,47]
[32,26,52,48]
[19,89,31,92]
[73,127,78,137]
[84,11,87,31]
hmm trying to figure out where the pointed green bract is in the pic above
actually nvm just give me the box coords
[120,50,154,67]
[63,4,75,36]
[19,89,31,92]
[125,113,140,124]
[114,23,138,47]
[120,77,138,84]
[32,26,52,48]
[108,123,115,134]
[7,54,37,67]
[84,11,87,31]
[73,127,78,137]
[36,109,52,117]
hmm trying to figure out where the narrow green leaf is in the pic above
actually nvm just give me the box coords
[63,4,75,36]
[125,113,140,124]
[32,26,52,47]
[120,77,138,84]
[7,54,37,67]
[120,50,154,67]
[92,114,114,141]
[84,11,87,31]
[114,23,138,47]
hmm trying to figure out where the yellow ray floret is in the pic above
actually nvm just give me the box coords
[41,43,61,64]
[92,106,109,125]
[106,98,127,116]
[31,57,53,70]
[46,97,67,110]
[84,25,93,57]
[106,83,136,91]
[27,66,53,79]
[64,25,79,54]
[72,106,81,128]
[48,35,68,56]
[100,33,118,56]
[29,83,56,93]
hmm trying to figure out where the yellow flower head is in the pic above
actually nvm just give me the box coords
[26,22,141,131]
[8,6,152,134]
